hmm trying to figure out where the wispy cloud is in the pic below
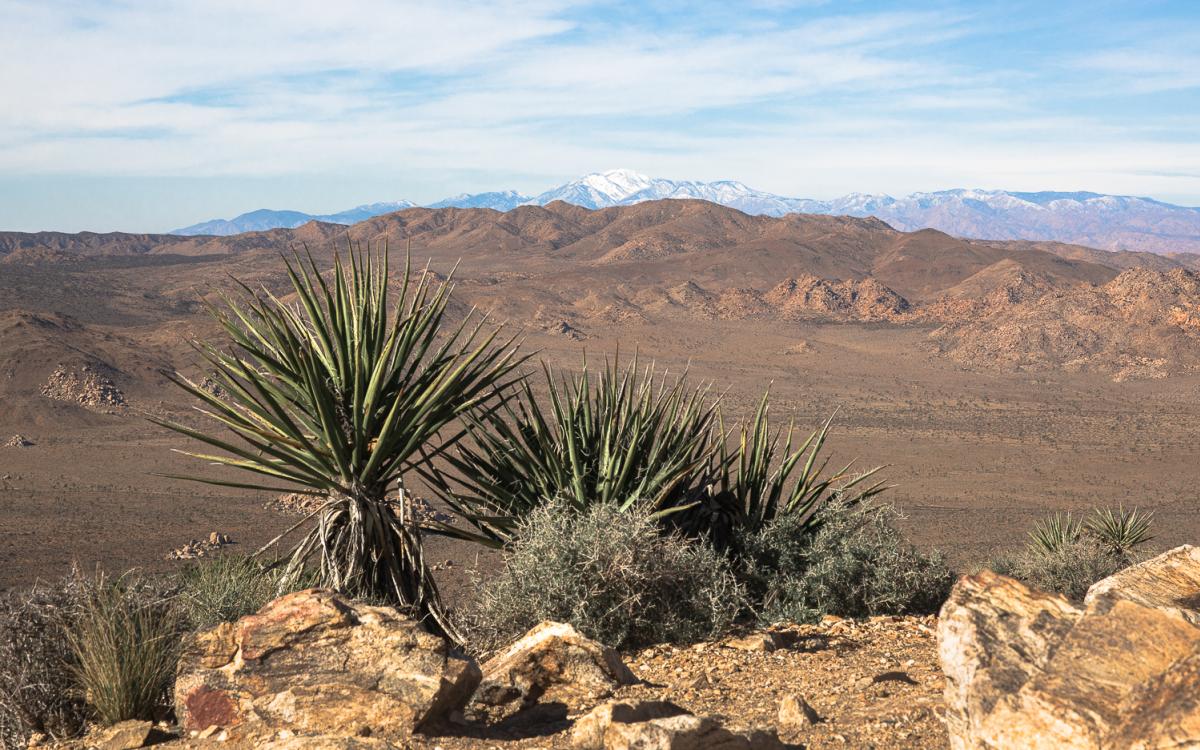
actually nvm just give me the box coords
[0,0,1198,230]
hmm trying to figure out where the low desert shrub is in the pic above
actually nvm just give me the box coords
[0,574,90,749]
[461,499,744,652]
[989,539,1129,601]
[66,574,184,726]
[740,495,955,624]
[989,507,1154,600]
[175,554,310,631]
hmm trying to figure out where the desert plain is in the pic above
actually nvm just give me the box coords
[3,199,1200,593]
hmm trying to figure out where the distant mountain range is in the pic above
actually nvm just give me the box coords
[171,169,1200,254]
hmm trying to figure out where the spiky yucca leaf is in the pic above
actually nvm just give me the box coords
[678,394,887,553]
[1028,512,1084,555]
[419,357,721,543]
[1085,506,1154,555]
[155,243,525,642]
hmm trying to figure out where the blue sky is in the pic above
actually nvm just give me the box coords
[2,0,1199,232]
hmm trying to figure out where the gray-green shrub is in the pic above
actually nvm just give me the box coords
[0,574,89,749]
[740,495,955,624]
[461,499,745,652]
[990,506,1155,601]
[989,540,1128,601]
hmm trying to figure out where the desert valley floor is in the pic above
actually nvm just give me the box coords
[3,200,1200,591]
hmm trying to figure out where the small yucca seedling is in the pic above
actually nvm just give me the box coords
[1085,506,1154,556]
[1028,512,1084,555]
[156,243,525,643]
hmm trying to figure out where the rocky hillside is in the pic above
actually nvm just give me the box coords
[930,268,1200,380]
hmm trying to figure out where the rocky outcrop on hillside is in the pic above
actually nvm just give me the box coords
[930,268,1200,379]
[938,546,1200,749]
[638,276,911,323]
[40,363,126,410]
[764,276,910,321]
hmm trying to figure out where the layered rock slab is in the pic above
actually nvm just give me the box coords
[939,546,1200,749]
[174,589,480,741]
[474,621,637,713]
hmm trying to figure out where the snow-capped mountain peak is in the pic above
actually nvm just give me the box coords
[170,171,1200,255]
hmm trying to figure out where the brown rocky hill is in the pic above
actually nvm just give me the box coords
[4,198,1200,416]
[931,268,1200,380]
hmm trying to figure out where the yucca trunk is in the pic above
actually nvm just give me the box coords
[288,489,460,643]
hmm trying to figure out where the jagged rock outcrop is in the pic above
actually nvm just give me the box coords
[474,621,636,713]
[939,546,1200,749]
[930,268,1200,379]
[40,363,126,409]
[174,589,480,741]
[764,275,910,321]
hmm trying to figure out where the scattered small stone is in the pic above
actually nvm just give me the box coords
[166,531,234,560]
[265,492,455,527]
[3,434,33,448]
[778,693,821,729]
[724,632,781,653]
[93,719,154,750]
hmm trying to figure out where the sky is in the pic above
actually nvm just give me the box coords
[2,0,1199,232]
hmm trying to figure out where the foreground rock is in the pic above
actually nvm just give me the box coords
[474,621,637,714]
[1084,543,1200,624]
[939,545,1200,749]
[570,700,784,750]
[174,589,480,741]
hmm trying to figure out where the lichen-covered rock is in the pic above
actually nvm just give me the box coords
[1109,649,1200,749]
[978,598,1198,749]
[1085,544,1200,624]
[474,621,636,712]
[939,549,1200,750]
[938,570,1081,749]
[174,589,480,741]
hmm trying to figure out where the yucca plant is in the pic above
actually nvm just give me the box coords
[420,357,721,543]
[1028,512,1084,555]
[1085,506,1154,556]
[155,244,524,642]
[679,394,887,555]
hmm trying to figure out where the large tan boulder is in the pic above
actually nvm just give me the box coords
[570,700,782,750]
[174,589,480,741]
[939,548,1200,749]
[938,570,1082,748]
[1085,544,1200,624]
[474,621,636,712]
[1109,649,1200,749]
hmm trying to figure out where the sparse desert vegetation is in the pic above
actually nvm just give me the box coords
[1,206,1200,749]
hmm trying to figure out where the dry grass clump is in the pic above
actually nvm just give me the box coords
[461,499,745,653]
[66,574,183,726]
[175,554,312,631]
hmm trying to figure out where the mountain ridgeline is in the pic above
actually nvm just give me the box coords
[167,169,1200,256]
[5,199,1200,386]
